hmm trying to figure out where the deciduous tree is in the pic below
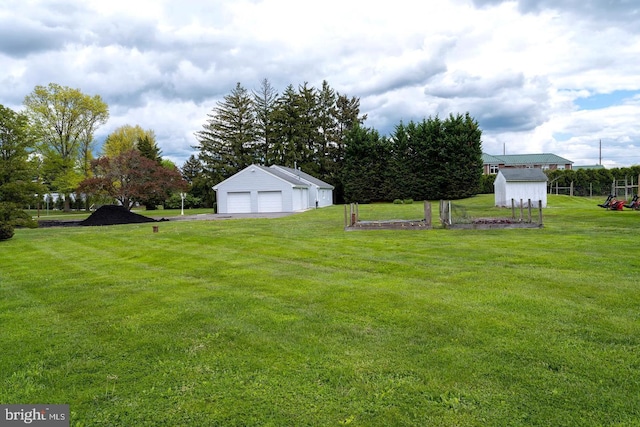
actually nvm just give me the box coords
[78,150,187,210]
[23,83,108,211]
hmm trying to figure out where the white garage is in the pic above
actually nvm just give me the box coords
[213,165,333,214]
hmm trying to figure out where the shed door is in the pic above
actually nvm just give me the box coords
[258,191,282,212]
[227,192,251,213]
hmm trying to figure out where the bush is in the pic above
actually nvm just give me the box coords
[393,199,403,204]
[164,193,204,209]
[0,202,38,231]
[403,199,414,204]
[0,223,14,241]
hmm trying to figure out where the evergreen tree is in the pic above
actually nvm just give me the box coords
[137,133,162,164]
[436,113,483,199]
[195,82,257,182]
[342,125,392,203]
[252,78,278,164]
[269,84,302,167]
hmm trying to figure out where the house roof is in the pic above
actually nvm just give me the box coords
[498,168,548,182]
[270,165,335,189]
[574,164,605,170]
[483,153,573,166]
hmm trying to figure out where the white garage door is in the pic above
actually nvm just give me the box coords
[258,191,282,212]
[292,188,308,211]
[227,192,251,213]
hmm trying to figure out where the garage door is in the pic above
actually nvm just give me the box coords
[227,192,251,213]
[258,191,282,212]
[292,188,308,211]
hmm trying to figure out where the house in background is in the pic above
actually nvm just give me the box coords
[483,153,573,175]
[494,168,548,208]
[213,165,334,214]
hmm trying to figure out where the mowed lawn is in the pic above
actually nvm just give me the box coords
[1,195,639,426]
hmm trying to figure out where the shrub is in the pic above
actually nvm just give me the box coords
[0,223,14,241]
[403,199,414,204]
[164,193,204,209]
[393,199,403,204]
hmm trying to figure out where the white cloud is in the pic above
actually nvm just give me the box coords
[1,0,639,167]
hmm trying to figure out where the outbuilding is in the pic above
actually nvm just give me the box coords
[213,165,334,214]
[494,168,548,208]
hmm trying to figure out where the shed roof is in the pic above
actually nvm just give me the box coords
[483,153,573,165]
[498,168,548,182]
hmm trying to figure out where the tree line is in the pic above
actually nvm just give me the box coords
[191,79,366,204]
[2,79,485,239]
[191,79,483,205]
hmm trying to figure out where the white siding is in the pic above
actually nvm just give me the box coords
[494,174,547,208]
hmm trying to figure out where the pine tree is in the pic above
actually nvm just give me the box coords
[195,82,257,182]
[252,78,278,164]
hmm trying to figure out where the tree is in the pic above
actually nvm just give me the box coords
[181,155,213,208]
[102,125,154,157]
[23,83,108,211]
[269,84,304,167]
[252,78,278,164]
[0,104,42,205]
[342,125,392,203]
[435,113,483,199]
[137,133,162,164]
[78,150,187,210]
[0,104,41,239]
[195,82,257,183]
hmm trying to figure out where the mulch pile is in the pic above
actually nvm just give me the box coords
[80,205,161,226]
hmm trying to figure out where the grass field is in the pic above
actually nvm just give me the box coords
[1,195,639,426]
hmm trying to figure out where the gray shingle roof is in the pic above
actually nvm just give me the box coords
[483,153,573,165]
[499,168,548,182]
[270,165,335,189]
[254,165,310,187]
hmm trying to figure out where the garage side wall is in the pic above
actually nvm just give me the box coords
[215,168,295,213]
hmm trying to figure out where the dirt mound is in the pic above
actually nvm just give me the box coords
[80,205,159,226]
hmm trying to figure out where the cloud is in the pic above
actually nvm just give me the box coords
[1,0,639,168]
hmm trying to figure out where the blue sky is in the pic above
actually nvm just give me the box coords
[1,0,639,167]
[574,90,640,111]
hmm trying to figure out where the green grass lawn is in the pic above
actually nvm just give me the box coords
[2,195,639,426]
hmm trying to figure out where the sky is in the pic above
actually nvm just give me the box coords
[1,0,639,168]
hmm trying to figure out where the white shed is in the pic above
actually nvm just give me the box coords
[494,168,548,208]
[213,165,334,214]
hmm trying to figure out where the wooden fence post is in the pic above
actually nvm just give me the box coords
[538,200,543,225]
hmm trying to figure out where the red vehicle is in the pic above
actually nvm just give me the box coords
[598,195,625,210]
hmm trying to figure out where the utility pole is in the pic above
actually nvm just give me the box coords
[599,139,602,165]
